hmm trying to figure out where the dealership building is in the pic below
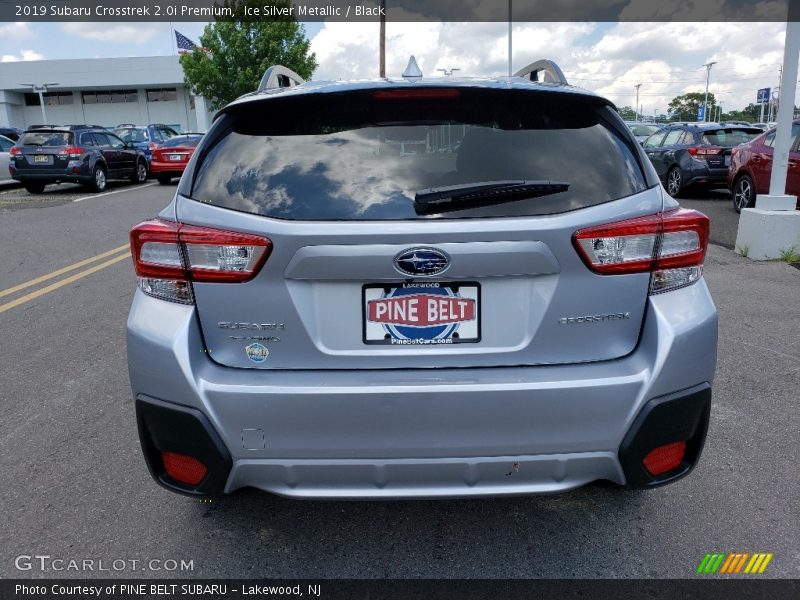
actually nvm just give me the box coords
[0,55,214,132]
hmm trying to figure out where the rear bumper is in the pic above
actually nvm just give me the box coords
[11,166,92,184]
[127,280,718,498]
[687,165,729,188]
[149,160,185,175]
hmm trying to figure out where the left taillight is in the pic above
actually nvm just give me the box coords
[9,146,21,157]
[573,208,709,295]
[129,219,272,304]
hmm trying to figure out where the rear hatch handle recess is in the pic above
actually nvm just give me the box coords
[413,180,569,215]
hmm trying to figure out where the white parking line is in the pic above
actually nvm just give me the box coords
[72,182,157,203]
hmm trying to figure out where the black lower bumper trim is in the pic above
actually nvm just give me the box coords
[136,396,232,497]
[618,384,711,488]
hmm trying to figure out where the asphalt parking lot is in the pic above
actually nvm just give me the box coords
[0,182,797,579]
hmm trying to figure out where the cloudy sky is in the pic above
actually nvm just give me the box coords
[0,20,788,114]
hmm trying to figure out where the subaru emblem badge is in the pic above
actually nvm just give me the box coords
[393,248,450,277]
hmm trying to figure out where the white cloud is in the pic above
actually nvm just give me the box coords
[1,50,45,62]
[309,21,791,112]
[0,22,35,42]
[60,23,162,44]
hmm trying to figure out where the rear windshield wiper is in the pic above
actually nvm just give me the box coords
[413,180,569,215]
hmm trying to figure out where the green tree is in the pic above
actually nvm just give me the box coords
[668,92,717,121]
[180,0,317,110]
[616,106,638,120]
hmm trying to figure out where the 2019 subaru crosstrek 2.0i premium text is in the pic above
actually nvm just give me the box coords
[127,66,717,499]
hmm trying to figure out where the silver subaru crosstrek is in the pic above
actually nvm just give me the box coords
[127,60,717,499]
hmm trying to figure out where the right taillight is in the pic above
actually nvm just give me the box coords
[573,208,709,295]
[129,219,271,304]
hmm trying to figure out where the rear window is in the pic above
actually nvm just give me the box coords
[701,128,761,147]
[20,131,73,147]
[162,135,202,148]
[630,124,661,137]
[115,128,148,143]
[191,89,648,220]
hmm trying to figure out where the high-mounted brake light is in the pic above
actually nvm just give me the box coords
[372,89,460,100]
[687,146,722,157]
[130,219,271,303]
[573,209,709,294]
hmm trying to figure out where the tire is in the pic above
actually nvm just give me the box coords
[130,160,148,184]
[90,165,107,192]
[666,167,684,198]
[23,182,45,194]
[157,174,172,185]
[732,174,755,213]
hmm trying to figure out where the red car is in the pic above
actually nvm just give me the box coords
[727,120,800,212]
[150,133,204,185]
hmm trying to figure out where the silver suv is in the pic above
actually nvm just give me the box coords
[127,60,717,499]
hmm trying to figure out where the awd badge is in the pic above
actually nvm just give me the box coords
[245,343,269,363]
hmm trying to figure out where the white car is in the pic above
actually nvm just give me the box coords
[0,134,15,183]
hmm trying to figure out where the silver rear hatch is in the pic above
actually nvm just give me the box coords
[178,83,661,370]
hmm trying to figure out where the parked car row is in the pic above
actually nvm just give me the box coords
[638,121,800,213]
[4,123,203,193]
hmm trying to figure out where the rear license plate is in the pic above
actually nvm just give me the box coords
[724,155,731,166]
[168,154,183,161]
[33,154,50,164]
[363,282,480,345]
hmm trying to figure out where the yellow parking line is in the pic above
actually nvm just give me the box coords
[0,252,130,315]
[0,243,129,299]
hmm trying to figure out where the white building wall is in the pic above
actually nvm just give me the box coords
[0,56,213,131]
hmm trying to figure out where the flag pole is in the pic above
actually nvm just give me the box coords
[170,22,176,54]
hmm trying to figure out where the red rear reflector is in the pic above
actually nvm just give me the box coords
[687,146,722,157]
[373,89,460,100]
[642,441,686,476]
[162,451,207,485]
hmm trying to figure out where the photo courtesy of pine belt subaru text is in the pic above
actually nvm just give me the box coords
[127,58,718,499]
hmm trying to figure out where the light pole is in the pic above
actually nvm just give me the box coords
[508,0,512,76]
[20,82,59,125]
[703,61,716,122]
[634,84,642,120]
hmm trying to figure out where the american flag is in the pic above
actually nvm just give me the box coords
[175,30,196,54]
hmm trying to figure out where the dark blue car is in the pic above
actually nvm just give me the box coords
[10,125,148,193]
[113,124,180,169]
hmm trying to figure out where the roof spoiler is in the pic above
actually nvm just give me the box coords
[513,59,568,85]
[258,65,305,92]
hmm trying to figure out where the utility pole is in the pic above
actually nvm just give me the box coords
[379,0,385,77]
[634,84,642,120]
[703,61,716,122]
[508,0,512,76]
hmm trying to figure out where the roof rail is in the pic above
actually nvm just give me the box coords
[258,65,305,92]
[513,59,568,85]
